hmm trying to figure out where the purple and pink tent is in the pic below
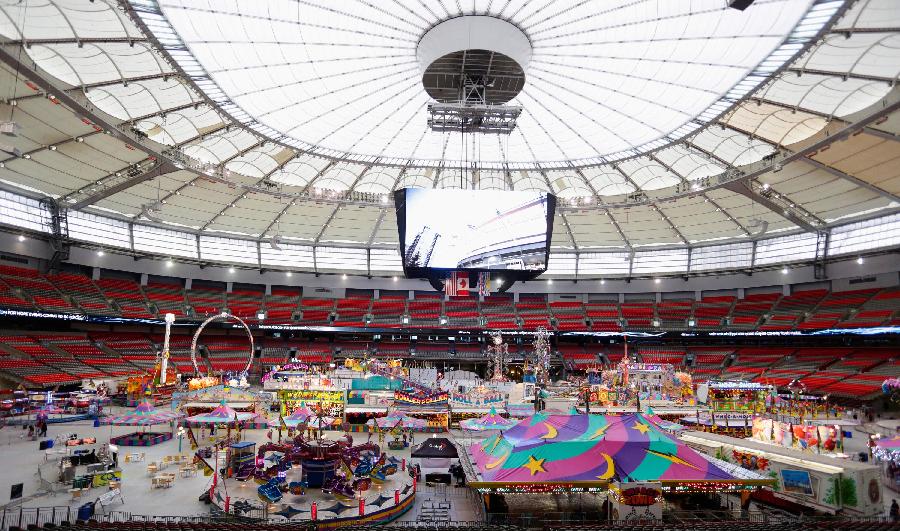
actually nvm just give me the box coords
[470,412,760,490]
[101,400,183,426]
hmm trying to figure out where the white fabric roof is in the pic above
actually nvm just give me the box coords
[0,0,896,275]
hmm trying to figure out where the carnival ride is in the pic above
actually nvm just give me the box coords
[125,313,180,405]
[529,327,551,386]
[189,312,254,385]
[249,429,400,504]
[487,331,509,382]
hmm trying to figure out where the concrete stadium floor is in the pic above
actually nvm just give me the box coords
[0,406,893,521]
[0,411,485,523]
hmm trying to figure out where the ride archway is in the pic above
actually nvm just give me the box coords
[190,312,254,376]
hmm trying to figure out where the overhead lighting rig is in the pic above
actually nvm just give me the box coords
[427,102,521,134]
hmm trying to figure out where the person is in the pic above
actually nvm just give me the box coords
[891,499,899,522]
[27,424,34,439]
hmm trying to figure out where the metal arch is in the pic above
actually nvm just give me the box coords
[366,208,387,246]
[204,150,301,233]
[606,210,632,250]
[722,119,900,203]
[0,130,104,164]
[69,159,175,210]
[313,167,370,244]
[722,180,824,233]
[0,4,890,227]
[127,101,203,125]
[650,203,689,245]
[190,312,254,376]
[299,160,338,196]
[747,95,898,141]
[568,163,605,206]
[648,152,752,237]
[803,157,900,203]
[785,67,899,85]
[14,37,150,46]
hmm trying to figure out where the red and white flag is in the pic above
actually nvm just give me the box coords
[446,272,469,296]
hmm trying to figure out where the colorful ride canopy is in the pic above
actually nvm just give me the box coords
[460,407,518,432]
[185,400,257,425]
[102,399,183,426]
[470,412,734,486]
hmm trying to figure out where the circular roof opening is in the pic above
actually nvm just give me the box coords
[422,49,525,105]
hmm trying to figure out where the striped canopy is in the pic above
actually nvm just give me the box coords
[505,403,535,418]
[186,401,256,425]
[471,412,735,485]
[101,400,183,426]
[460,407,517,432]
[876,435,900,451]
[366,413,427,430]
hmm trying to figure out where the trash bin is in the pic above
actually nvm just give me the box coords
[93,418,100,428]
[77,502,94,521]
[858,451,869,462]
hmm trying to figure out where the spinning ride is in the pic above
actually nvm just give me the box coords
[125,312,179,406]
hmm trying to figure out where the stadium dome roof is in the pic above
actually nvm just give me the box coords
[0,0,897,277]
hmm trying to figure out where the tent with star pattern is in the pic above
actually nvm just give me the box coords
[469,412,767,491]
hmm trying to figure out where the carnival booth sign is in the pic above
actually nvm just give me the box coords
[609,482,663,521]
[278,389,344,416]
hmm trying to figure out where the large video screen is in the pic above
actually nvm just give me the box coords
[395,188,555,272]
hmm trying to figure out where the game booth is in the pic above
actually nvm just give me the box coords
[583,359,695,410]
[683,381,775,436]
[448,385,507,427]
[278,389,346,421]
